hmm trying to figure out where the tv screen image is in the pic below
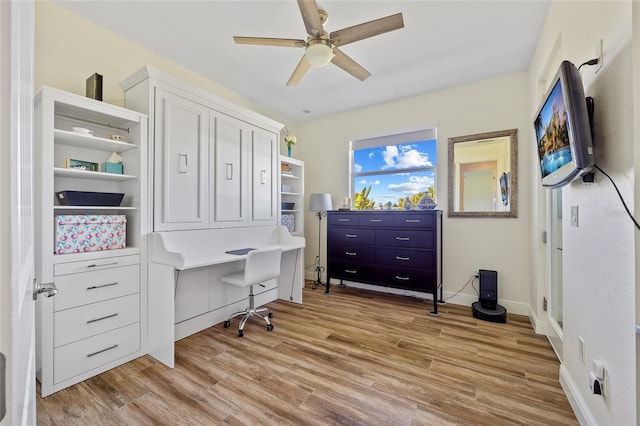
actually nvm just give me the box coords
[533,61,594,188]
[535,79,572,178]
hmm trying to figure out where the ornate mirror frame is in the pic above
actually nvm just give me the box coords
[447,128,518,218]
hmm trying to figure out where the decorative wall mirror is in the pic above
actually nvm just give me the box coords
[448,128,518,218]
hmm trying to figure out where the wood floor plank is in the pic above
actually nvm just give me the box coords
[37,283,577,425]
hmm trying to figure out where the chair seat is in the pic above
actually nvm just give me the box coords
[220,271,246,287]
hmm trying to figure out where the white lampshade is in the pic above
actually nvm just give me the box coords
[309,193,333,212]
[305,40,334,67]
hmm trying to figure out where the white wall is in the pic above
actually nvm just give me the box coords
[528,1,636,424]
[296,72,532,313]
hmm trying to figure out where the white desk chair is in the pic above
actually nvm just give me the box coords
[222,247,282,337]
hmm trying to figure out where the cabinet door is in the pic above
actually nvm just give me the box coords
[154,88,209,231]
[250,127,277,224]
[211,111,247,226]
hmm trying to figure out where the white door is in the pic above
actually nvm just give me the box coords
[211,111,247,226]
[0,1,36,425]
[250,127,277,224]
[547,188,564,360]
[153,88,209,231]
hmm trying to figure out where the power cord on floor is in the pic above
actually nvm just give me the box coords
[444,274,478,301]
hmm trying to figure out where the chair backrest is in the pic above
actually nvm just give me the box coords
[243,247,282,286]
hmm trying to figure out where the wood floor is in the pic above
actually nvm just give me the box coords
[37,283,577,425]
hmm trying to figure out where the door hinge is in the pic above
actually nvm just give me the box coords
[543,296,548,312]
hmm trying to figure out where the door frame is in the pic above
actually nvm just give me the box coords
[0,1,36,424]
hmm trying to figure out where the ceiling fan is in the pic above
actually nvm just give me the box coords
[233,0,404,86]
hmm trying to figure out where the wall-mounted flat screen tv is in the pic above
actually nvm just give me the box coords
[533,60,594,188]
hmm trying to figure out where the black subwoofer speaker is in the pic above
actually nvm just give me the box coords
[479,269,498,310]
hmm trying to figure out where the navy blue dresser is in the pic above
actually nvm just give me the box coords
[326,210,442,315]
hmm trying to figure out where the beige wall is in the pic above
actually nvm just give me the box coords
[35,1,533,313]
[297,72,532,311]
[34,1,295,138]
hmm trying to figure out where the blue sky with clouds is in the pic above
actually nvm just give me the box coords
[353,140,436,206]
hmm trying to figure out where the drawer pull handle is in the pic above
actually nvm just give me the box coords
[86,262,118,268]
[338,218,350,222]
[369,219,382,222]
[345,269,357,274]
[86,313,118,324]
[87,344,118,358]
[405,219,420,223]
[345,234,357,238]
[345,252,357,256]
[396,237,410,241]
[86,282,118,290]
[395,276,410,281]
[395,256,410,261]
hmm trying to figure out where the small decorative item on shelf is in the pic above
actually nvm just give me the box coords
[65,158,98,172]
[101,152,123,174]
[285,134,296,157]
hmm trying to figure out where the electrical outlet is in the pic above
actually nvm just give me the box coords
[595,39,603,73]
[570,206,579,227]
[578,337,586,365]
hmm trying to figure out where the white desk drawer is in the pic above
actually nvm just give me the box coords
[54,264,140,311]
[54,293,140,347]
[54,322,140,384]
[54,254,140,276]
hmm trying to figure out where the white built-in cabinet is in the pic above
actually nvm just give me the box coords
[279,156,305,236]
[122,66,280,232]
[34,87,148,397]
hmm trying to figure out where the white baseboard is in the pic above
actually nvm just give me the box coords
[319,278,530,316]
[560,364,595,425]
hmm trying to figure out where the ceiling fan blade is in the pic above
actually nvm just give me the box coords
[233,36,306,48]
[297,0,323,37]
[331,48,371,81]
[330,13,404,47]
[287,55,312,86]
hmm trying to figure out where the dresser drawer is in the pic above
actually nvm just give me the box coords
[54,293,140,347]
[328,213,360,226]
[376,229,434,248]
[376,248,433,269]
[328,243,375,263]
[54,322,140,384]
[328,260,375,282]
[328,227,375,245]
[393,213,435,228]
[54,254,140,276]
[376,266,435,292]
[359,213,394,227]
[54,264,140,312]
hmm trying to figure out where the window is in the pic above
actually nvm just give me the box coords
[350,128,437,209]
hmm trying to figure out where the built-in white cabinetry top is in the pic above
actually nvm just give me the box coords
[34,86,148,397]
[122,65,282,232]
[279,156,305,236]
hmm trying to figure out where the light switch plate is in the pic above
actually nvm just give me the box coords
[570,206,579,227]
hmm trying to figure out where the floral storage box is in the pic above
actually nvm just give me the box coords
[281,214,295,233]
[55,214,126,254]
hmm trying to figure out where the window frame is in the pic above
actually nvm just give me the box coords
[349,128,438,209]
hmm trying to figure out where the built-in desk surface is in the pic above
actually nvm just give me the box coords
[148,225,305,367]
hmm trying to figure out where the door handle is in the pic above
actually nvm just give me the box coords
[33,279,58,300]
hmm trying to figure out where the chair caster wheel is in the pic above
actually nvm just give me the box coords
[223,320,231,328]
[268,312,273,318]
[267,324,274,331]
[238,330,244,337]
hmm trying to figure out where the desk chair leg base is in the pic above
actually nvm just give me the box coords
[224,307,274,337]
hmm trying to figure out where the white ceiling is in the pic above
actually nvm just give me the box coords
[54,0,550,122]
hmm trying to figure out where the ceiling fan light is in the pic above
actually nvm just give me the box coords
[306,41,333,67]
